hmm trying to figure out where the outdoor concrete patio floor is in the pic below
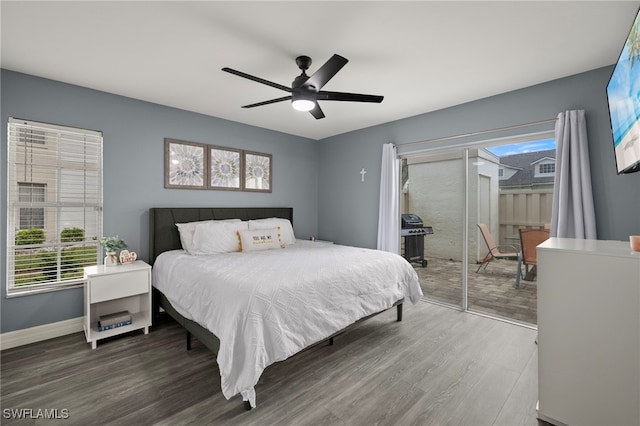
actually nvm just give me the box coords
[413,257,537,326]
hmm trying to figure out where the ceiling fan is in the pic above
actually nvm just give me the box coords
[221,54,384,119]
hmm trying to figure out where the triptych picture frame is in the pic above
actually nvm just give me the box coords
[164,138,272,193]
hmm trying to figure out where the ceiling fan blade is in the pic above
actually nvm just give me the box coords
[242,96,292,108]
[318,91,384,103]
[222,67,292,92]
[304,54,348,91]
[309,103,325,119]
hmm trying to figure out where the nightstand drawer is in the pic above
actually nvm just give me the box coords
[90,269,149,303]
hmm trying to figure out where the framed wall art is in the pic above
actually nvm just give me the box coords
[164,138,207,189]
[243,151,272,193]
[209,146,242,190]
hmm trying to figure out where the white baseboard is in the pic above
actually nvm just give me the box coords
[0,317,84,351]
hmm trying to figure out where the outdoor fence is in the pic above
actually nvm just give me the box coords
[498,188,553,244]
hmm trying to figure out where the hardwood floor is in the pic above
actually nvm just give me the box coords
[1,302,543,425]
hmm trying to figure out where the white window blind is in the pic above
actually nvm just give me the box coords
[7,118,103,295]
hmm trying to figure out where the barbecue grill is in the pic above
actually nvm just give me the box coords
[401,214,433,268]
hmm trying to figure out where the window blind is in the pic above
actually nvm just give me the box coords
[7,118,103,295]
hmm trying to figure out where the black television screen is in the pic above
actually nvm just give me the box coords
[606,7,640,174]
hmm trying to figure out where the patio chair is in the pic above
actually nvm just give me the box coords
[519,228,550,281]
[476,223,522,288]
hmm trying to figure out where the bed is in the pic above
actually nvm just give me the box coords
[149,207,422,409]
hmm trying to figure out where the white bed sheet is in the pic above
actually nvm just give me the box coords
[152,240,422,406]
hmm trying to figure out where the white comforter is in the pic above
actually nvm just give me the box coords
[152,240,422,406]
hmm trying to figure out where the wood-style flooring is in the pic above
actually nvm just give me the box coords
[1,302,543,425]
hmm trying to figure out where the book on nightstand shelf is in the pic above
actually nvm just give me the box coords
[97,319,133,331]
[98,310,132,331]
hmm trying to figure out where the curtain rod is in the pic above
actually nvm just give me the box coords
[396,117,558,147]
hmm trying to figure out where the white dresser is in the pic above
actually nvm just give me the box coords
[537,238,640,426]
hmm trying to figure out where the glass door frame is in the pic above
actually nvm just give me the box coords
[399,129,554,324]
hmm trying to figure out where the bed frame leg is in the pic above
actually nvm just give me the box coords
[329,337,334,346]
[244,400,252,410]
[151,288,160,326]
[397,303,403,322]
[186,331,192,351]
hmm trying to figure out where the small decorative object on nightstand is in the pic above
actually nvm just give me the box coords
[104,252,117,266]
[99,236,127,266]
[119,249,137,264]
[83,261,151,349]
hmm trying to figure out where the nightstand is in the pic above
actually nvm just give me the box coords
[83,260,152,349]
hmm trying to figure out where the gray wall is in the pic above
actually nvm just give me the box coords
[3,65,640,334]
[317,66,640,247]
[1,70,318,333]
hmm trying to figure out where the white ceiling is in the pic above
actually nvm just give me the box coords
[1,1,638,140]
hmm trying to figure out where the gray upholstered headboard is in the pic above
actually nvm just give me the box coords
[149,207,293,264]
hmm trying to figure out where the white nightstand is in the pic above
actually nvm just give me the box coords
[83,260,152,349]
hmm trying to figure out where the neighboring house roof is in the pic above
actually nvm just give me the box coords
[498,149,556,187]
[530,156,556,165]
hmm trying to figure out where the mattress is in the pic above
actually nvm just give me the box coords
[152,240,422,406]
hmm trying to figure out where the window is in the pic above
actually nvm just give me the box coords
[18,183,46,229]
[539,163,555,174]
[498,168,504,177]
[7,118,103,295]
[534,160,556,177]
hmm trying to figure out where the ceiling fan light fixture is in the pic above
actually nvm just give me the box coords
[292,99,315,111]
[223,54,383,119]
[291,86,316,111]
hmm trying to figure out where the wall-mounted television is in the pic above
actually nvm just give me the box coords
[606,6,640,174]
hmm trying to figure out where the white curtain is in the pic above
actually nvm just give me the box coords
[377,143,400,253]
[550,110,597,239]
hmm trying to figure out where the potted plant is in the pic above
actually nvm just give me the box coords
[99,236,127,266]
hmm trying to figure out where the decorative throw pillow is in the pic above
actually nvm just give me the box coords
[238,228,284,252]
[190,220,248,255]
[176,219,241,254]
[248,218,296,245]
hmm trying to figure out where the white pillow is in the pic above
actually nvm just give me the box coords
[238,228,284,252]
[176,219,240,254]
[248,218,295,245]
[189,220,248,255]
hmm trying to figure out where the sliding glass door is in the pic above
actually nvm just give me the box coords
[402,148,465,309]
[402,135,554,326]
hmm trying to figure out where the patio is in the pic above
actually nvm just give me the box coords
[414,257,537,325]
